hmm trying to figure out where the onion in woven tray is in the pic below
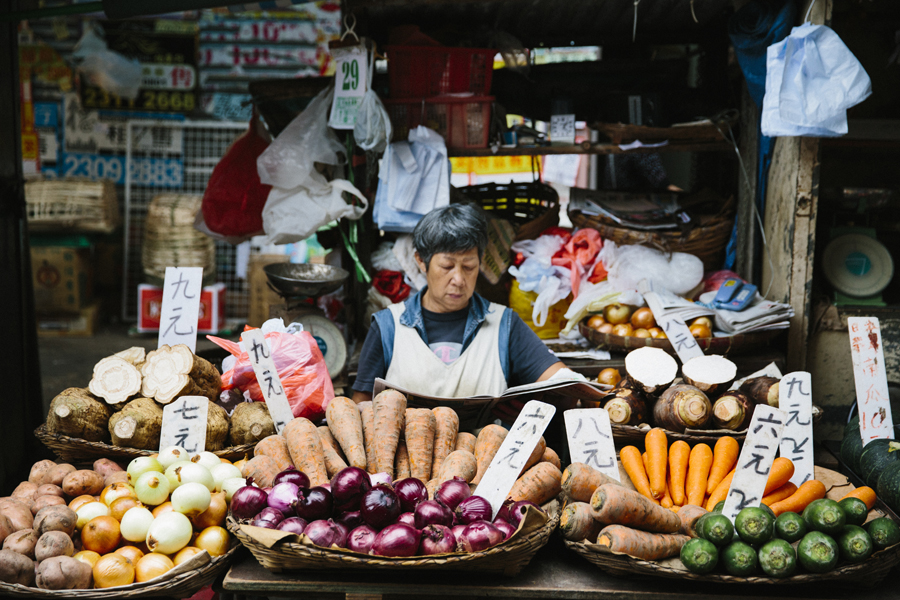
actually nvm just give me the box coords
[652,384,712,433]
[624,347,678,396]
[681,355,738,398]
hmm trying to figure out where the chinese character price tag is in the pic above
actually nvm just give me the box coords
[550,114,576,144]
[473,400,556,518]
[158,267,203,352]
[848,317,894,446]
[656,314,704,363]
[241,329,295,434]
[722,404,786,523]
[159,395,208,453]
[564,408,619,481]
[779,371,814,486]
[329,44,368,130]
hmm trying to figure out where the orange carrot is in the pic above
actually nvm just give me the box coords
[253,435,293,473]
[404,408,436,481]
[560,502,601,542]
[325,396,366,469]
[620,446,657,504]
[676,504,708,538]
[358,401,377,474]
[668,440,690,506]
[769,479,827,516]
[705,468,736,511]
[643,451,673,509]
[471,424,508,485]
[519,437,547,477]
[840,486,877,510]
[685,443,713,508]
[240,455,280,489]
[282,417,328,487]
[761,482,798,506]
[455,432,477,454]
[436,449,477,483]
[764,457,795,496]
[590,484,681,533]
[541,446,562,471]
[596,524,690,560]
[372,390,407,478]
[562,463,621,503]
[431,407,459,477]
[645,428,668,500]
[508,462,562,505]
[706,437,739,495]
[395,441,411,480]
[317,426,348,478]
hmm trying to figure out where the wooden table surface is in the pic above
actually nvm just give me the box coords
[221,536,900,600]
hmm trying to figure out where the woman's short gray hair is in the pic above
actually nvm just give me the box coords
[412,203,489,268]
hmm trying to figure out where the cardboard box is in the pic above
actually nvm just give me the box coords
[137,282,226,334]
[31,245,93,314]
[37,302,100,337]
[248,254,289,328]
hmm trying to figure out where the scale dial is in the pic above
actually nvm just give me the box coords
[297,313,347,378]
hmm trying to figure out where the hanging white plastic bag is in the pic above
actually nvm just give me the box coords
[353,48,392,152]
[598,241,703,297]
[72,25,142,100]
[262,179,367,245]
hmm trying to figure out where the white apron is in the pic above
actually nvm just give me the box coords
[383,302,507,397]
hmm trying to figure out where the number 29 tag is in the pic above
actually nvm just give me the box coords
[329,44,368,130]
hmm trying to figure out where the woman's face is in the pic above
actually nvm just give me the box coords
[416,248,480,313]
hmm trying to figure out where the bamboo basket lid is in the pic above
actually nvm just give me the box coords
[142,194,216,281]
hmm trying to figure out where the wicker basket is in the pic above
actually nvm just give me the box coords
[578,321,781,357]
[0,543,240,599]
[457,182,559,241]
[228,500,559,576]
[35,424,254,463]
[605,423,746,447]
[142,194,216,283]
[25,179,120,233]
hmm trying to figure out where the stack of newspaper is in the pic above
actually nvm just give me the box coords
[697,290,794,334]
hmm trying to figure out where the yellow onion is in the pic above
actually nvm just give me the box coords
[210,463,242,492]
[158,446,193,469]
[126,456,164,485]
[232,456,248,471]
[110,496,142,522]
[192,492,227,529]
[135,471,170,506]
[170,482,211,518]
[115,545,144,565]
[221,478,246,502]
[172,546,203,566]
[135,552,174,582]
[152,502,174,518]
[69,494,97,512]
[146,512,192,554]
[73,550,101,568]
[194,526,230,557]
[93,553,135,588]
[100,483,136,507]
[120,506,155,543]
[191,451,221,471]
[165,461,214,492]
[76,501,110,529]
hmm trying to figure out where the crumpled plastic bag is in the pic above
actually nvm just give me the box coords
[598,241,703,297]
[207,319,334,422]
[509,235,572,327]
[72,26,142,100]
[353,89,392,152]
[560,280,644,335]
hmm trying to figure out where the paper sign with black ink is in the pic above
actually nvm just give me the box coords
[779,371,814,486]
[241,329,295,434]
[158,266,203,352]
[159,395,208,453]
[564,408,619,481]
[848,317,894,446]
[657,314,704,363]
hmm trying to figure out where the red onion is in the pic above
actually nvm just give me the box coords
[320,483,331,492]
[414,500,453,529]
[371,523,421,557]
[398,512,416,527]
[251,507,285,529]
[369,472,393,487]
[331,467,372,512]
[360,485,401,530]
[276,517,309,535]
[458,521,503,552]
[273,468,310,489]
[267,482,300,514]
[419,524,456,555]
[304,519,348,548]
[231,486,269,520]
[347,525,378,554]
[495,499,515,524]
[293,487,333,522]
[455,496,492,525]
[393,477,428,513]
[493,519,516,540]
[506,500,542,528]
[334,510,364,531]
[435,478,471,510]
[451,524,467,546]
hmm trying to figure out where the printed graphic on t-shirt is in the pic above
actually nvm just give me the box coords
[429,342,462,364]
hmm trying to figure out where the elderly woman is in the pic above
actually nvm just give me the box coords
[351,203,566,404]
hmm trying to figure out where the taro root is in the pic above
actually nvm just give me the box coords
[711,391,754,431]
[739,376,780,407]
[108,397,163,449]
[653,384,712,433]
[46,388,111,442]
[681,355,737,399]
[624,347,678,396]
[603,389,648,426]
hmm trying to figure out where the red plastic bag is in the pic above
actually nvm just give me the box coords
[207,327,334,422]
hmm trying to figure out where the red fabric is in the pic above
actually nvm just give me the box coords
[373,270,411,303]
[201,125,271,237]
[551,229,604,298]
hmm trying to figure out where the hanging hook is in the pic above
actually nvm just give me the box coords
[341,13,360,42]
[632,0,641,43]
[804,0,817,23]
[690,0,699,24]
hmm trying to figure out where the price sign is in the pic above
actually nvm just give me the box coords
[848,317,894,446]
[241,329,295,434]
[657,314,704,363]
[550,114,576,144]
[159,395,208,453]
[329,44,367,130]
[473,400,556,518]
[158,267,203,352]
[722,404,786,523]
[779,371,814,486]
[564,408,619,481]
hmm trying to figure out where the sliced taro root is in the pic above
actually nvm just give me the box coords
[624,347,678,396]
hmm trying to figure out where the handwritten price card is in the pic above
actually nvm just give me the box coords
[778,371,814,486]
[159,395,208,453]
[564,408,619,481]
[722,404,786,523]
[158,267,203,352]
[241,329,295,434]
[657,314,705,363]
[849,317,894,446]
[473,400,556,518]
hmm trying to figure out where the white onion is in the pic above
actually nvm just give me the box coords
[127,456,164,485]
[76,501,110,529]
[170,482,212,518]
[120,506,155,542]
[135,471,171,506]
[192,451,222,471]
[165,461,214,492]
[158,446,194,469]
[146,511,193,554]
[221,477,247,502]
[210,463,243,492]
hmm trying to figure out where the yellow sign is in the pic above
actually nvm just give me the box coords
[451,155,541,175]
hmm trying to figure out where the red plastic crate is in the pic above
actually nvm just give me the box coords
[385,96,494,149]
[386,46,496,98]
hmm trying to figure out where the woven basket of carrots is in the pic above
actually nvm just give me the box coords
[559,428,900,586]
[228,393,562,575]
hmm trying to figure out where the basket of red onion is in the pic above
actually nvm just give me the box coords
[226,466,559,575]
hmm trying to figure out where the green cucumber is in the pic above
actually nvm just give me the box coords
[680,538,719,574]
[734,506,775,547]
[836,525,874,564]
[866,517,900,551]
[797,531,839,573]
[803,499,846,535]
[758,538,797,578]
[698,513,734,547]
[774,512,807,543]
[720,540,757,576]
[838,497,869,527]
